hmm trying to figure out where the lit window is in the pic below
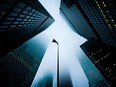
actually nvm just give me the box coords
[102,2,106,7]
[114,24,116,27]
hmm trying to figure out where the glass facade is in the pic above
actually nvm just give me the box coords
[0,0,54,86]
[80,38,116,87]
[78,51,110,87]
[0,0,54,57]
[0,44,40,86]
[78,0,116,47]
[0,0,47,31]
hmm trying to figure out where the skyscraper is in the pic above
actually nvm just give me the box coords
[60,1,116,86]
[80,38,116,87]
[60,0,116,48]
[76,0,116,47]
[0,0,54,86]
[60,0,98,40]
[0,39,47,87]
[0,0,54,57]
[78,47,111,87]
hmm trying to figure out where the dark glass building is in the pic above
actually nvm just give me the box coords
[60,0,98,40]
[78,48,110,87]
[0,39,47,87]
[0,0,54,86]
[80,38,116,87]
[60,0,116,48]
[60,0,116,86]
[0,0,54,57]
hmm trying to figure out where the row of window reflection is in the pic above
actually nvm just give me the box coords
[78,0,112,44]
[0,1,48,31]
[78,0,116,47]
[8,50,38,72]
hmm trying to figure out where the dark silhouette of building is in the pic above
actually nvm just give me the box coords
[60,0,116,86]
[80,38,116,87]
[60,0,98,40]
[0,0,54,57]
[0,0,54,86]
[60,0,116,48]
[0,40,47,87]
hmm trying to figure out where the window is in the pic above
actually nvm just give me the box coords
[32,9,35,13]
[16,18,22,21]
[10,12,18,16]
[29,12,33,15]
[20,22,24,24]
[19,14,25,17]
[6,17,14,20]
[17,2,25,8]
[26,6,31,11]
[13,7,22,12]
[22,10,28,14]
[26,16,30,18]
[13,22,19,24]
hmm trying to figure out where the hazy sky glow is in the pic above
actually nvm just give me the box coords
[31,0,89,87]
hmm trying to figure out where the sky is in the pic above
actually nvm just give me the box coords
[31,0,89,87]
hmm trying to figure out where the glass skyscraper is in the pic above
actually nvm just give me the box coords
[0,0,54,57]
[60,0,116,86]
[0,0,54,86]
[80,38,116,87]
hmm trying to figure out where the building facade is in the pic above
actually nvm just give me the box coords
[76,0,116,47]
[60,0,116,86]
[0,0,54,57]
[0,0,54,86]
[60,0,98,40]
[60,0,116,48]
[80,38,116,87]
[0,39,47,86]
[78,48,111,87]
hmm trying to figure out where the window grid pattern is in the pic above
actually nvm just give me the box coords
[78,0,110,44]
[79,52,111,87]
[0,1,48,31]
[78,0,116,47]
[0,44,39,86]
